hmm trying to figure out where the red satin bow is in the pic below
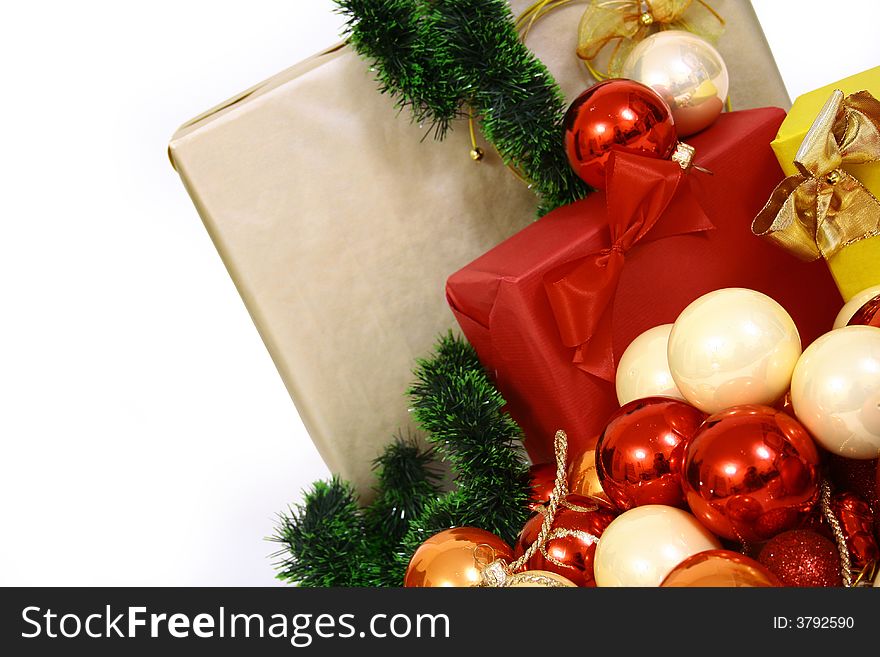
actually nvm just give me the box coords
[543,151,714,381]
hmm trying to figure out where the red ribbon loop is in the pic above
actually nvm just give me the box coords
[543,150,714,381]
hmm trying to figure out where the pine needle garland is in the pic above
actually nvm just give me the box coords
[273,334,532,586]
[334,0,591,212]
[364,435,443,585]
[400,332,532,561]
[272,477,383,587]
[335,0,460,137]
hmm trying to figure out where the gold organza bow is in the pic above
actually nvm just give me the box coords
[576,0,724,78]
[752,90,880,263]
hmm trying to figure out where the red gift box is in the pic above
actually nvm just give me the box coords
[446,108,842,464]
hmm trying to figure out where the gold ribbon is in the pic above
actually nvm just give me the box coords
[752,90,880,263]
[576,0,724,78]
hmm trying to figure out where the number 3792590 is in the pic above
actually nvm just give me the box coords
[774,617,854,629]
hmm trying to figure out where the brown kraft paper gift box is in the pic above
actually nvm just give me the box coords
[168,0,789,496]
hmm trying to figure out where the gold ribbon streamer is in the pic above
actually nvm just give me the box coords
[576,0,725,78]
[752,90,880,263]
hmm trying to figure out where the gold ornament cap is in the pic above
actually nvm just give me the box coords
[671,142,696,170]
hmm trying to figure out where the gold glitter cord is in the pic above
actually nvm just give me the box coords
[509,430,570,571]
[504,571,568,586]
[819,479,853,588]
[477,430,571,586]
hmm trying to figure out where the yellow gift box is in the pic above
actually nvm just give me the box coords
[769,67,880,302]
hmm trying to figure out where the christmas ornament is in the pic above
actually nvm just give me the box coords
[682,405,821,542]
[596,397,704,509]
[563,78,677,189]
[593,504,721,587]
[847,294,880,328]
[502,570,577,587]
[833,284,880,329]
[621,30,728,137]
[481,431,590,588]
[758,529,843,587]
[615,324,684,406]
[826,454,880,508]
[514,495,617,586]
[567,447,613,505]
[575,0,725,79]
[832,492,879,570]
[790,326,880,459]
[404,527,513,587]
[667,288,802,414]
[528,462,557,511]
[660,549,781,587]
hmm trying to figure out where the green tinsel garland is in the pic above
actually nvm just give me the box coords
[398,333,531,562]
[272,436,441,587]
[335,0,591,213]
[273,334,532,586]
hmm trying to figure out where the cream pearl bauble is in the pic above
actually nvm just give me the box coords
[833,284,880,329]
[593,505,721,587]
[790,326,880,459]
[616,324,684,406]
[667,288,801,414]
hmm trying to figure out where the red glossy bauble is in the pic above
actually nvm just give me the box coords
[682,405,821,542]
[563,79,677,189]
[528,462,557,511]
[758,529,843,587]
[596,397,705,510]
[831,492,879,569]
[514,494,617,587]
[847,294,880,327]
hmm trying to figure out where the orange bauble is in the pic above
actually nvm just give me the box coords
[661,550,782,587]
[567,447,612,506]
[404,527,513,587]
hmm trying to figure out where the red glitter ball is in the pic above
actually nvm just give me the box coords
[758,529,843,587]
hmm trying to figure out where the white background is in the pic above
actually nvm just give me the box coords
[0,1,876,586]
